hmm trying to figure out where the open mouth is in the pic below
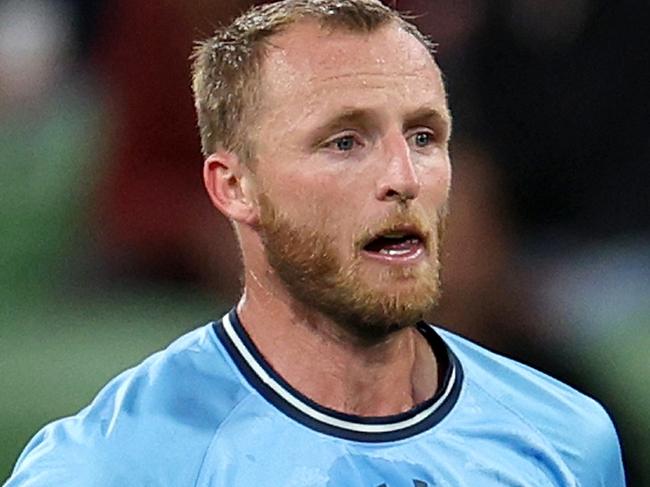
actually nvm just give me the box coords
[361,227,427,261]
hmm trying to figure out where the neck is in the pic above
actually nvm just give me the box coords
[237,266,439,416]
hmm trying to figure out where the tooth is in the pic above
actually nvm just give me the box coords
[380,248,410,256]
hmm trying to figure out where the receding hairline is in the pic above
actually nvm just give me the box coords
[256,15,437,78]
[262,16,435,58]
[191,0,438,160]
[251,19,445,118]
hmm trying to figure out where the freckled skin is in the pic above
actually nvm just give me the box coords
[226,21,452,415]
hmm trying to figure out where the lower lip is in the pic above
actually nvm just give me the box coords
[361,243,426,264]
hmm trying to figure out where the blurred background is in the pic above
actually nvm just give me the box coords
[0,0,647,484]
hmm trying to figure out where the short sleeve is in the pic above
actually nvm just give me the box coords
[3,421,123,487]
[566,400,626,486]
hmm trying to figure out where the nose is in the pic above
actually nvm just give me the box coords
[375,133,421,202]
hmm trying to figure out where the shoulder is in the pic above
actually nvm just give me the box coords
[437,327,625,485]
[6,322,253,486]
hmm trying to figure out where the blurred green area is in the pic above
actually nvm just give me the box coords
[583,319,650,480]
[0,87,99,294]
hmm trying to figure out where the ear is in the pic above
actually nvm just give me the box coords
[203,151,258,225]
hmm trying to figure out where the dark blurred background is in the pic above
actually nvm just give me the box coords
[1,0,648,484]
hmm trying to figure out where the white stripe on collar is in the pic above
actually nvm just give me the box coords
[222,313,456,434]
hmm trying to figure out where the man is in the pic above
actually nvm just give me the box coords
[5,1,625,485]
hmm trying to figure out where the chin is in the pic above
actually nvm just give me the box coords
[327,280,441,335]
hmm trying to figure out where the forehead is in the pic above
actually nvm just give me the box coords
[258,21,447,116]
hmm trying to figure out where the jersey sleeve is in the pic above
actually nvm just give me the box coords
[567,400,626,486]
[4,421,122,487]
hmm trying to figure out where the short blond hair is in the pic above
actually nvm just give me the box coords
[191,0,435,162]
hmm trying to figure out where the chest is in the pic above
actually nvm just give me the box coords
[193,410,576,487]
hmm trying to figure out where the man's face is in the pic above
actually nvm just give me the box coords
[250,21,451,339]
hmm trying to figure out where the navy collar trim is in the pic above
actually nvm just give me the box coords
[213,308,463,442]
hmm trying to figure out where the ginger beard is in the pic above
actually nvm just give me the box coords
[257,193,447,342]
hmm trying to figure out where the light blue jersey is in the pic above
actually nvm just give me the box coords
[5,310,625,486]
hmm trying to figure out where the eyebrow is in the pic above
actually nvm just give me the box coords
[404,107,453,140]
[312,108,377,137]
[404,107,452,129]
[311,106,452,141]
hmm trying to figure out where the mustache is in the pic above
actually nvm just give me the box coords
[355,206,437,250]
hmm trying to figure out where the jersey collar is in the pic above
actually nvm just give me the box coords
[213,308,463,442]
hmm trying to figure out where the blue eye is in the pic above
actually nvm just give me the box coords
[333,135,356,151]
[414,132,433,147]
